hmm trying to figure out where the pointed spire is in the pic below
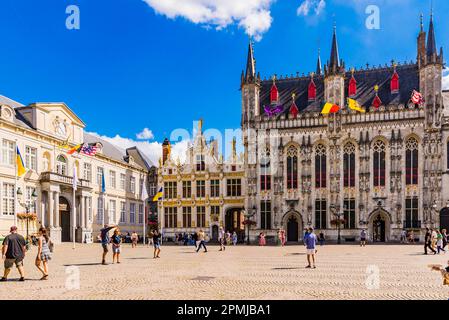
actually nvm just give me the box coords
[426,12,437,59]
[420,13,424,32]
[329,25,340,70]
[244,39,256,83]
[316,49,322,76]
[290,93,299,119]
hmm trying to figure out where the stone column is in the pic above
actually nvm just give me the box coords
[48,191,54,228]
[80,196,85,229]
[54,192,60,228]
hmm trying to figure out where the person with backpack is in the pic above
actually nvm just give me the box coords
[35,227,52,280]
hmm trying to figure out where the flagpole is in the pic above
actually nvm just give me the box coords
[143,199,146,246]
[14,142,18,227]
[72,186,76,250]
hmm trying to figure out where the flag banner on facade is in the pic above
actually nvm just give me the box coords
[101,172,106,193]
[16,147,26,177]
[68,143,82,155]
[321,102,340,114]
[153,187,163,202]
[411,90,424,105]
[80,142,102,156]
[347,98,366,113]
[73,167,78,191]
[141,178,149,201]
[264,104,284,117]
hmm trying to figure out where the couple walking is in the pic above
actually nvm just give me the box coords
[100,225,122,264]
[1,226,52,282]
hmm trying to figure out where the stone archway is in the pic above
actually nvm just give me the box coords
[282,211,303,243]
[440,208,449,232]
[368,209,391,242]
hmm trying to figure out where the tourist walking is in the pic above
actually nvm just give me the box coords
[225,231,231,246]
[111,229,122,263]
[259,232,266,246]
[35,227,52,280]
[437,230,446,254]
[100,224,118,265]
[279,228,286,246]
[1,226,26,282]
[131,231,138,248]
[305,227,317,269]
[318,231,325,246]
[218,227,226,251]
[232,231,238,246]
[424,228,437,255]
[196,230,208,253]
[360,229,367,247]
[442,229,448,250]
[400,230,407,243]
[152,230,161,258]
[408,230,415,243]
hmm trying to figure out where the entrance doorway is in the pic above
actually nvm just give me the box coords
[59,197,71,242]
[225,208,245,242]
[440,208,449,232]
[287,216,299,242]
[211,225,219,242]
[372,215,386,242]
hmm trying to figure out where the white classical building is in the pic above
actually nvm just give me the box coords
[0,95,157,243]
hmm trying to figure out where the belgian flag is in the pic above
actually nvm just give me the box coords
[320,102,341,114]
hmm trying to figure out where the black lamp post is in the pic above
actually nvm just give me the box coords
[17,188,37,241]
[244,206,256,245]
[330,204,345,245]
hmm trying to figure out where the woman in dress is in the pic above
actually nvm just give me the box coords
[111,229,122,263]
[232,231,238,246]
[280,229,286,247]
[35,227,52,280]
[259,232,266,246]
[131,231,138,248]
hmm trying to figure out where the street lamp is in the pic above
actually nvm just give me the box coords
[243,206,256,245]
[330,204,345,244]
[17,188,37,241]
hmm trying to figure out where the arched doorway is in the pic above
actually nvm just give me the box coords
[440,208,449,231]
[225,208,245,241]
[211,225,219,242]
[282,211,303,243]
[59,197,71,242]
[369,209,391,243]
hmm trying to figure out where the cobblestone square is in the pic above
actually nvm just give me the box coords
[0,243,447,300]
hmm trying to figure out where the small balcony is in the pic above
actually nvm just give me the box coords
[40,172,91,189]
[403,220,421,229]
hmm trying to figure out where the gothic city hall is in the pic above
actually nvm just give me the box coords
[241,15,449,243]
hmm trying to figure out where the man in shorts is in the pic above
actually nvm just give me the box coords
[305,227,317,269]
[1,226,26,282]
[100,224,117,265]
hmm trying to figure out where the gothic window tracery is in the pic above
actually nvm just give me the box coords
[286,146,298,189]
[373,140,386,187]
[260,148,271,191]
[343,142,356,187]
[406,137,419,185]
[314,144,326,188]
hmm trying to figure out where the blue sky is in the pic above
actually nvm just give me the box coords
[1,0,448,163]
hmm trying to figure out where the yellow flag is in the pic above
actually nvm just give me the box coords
[348,98,366,113]
[152,187,163,202]
[16,147,26,177]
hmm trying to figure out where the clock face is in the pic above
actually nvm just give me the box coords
[3,108,11,119]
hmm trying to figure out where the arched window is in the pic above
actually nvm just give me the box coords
[56,155,67,176]
[315,144,326,188]
[373,140,386,187]
[343,143,356,187]
[286,146,298,189]
[406,137,419,185]
[260,148,271,191]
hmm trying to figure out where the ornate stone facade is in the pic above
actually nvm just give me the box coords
[241,16,449,242]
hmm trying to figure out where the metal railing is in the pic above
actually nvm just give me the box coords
[40,171,91,188]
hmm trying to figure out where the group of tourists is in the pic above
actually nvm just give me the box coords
[424,228,448,255]
[258,228,288,246]
[1,226,52,282]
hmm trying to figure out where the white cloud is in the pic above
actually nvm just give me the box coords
[297,0,326,16]
[443,71,449,91]
[143,0,275,41]
[136,127,154,140]
[87,131,189,167]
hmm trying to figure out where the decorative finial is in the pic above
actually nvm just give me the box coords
[292,92,296,100]
[374,85,379,93]
[420,13,424,31]
[198,118,203,134]
[351,67,355,74]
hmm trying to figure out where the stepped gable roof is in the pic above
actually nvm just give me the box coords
[259,63,419,115]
